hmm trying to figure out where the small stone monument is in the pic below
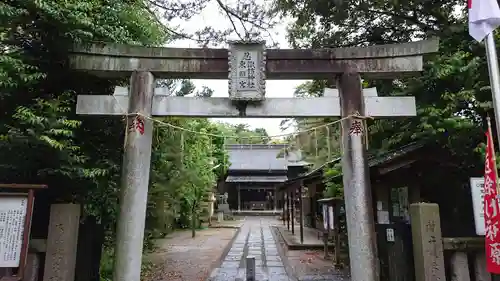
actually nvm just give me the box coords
[218,192,230,214]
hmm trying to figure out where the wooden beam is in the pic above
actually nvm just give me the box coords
[76,95,416,117]
[0,184,48,189]
[29,239,47,253]
[69,39,439,79]
[442,237,484,251]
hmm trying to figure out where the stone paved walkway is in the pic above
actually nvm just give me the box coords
[207,217,291,281]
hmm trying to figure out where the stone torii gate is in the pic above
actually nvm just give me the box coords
[70,39,438,281]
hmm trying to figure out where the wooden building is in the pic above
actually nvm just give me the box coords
[222,144,288,212]
[278,142,484,281]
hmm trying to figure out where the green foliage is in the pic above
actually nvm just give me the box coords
[276,0,491,197]
[275,0,463,48]
[147,117,229,239]
[323,162,343,198]
[213,122,271,144]
[0,0,229,279]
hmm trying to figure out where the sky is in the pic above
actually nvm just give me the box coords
[164,1,308,137]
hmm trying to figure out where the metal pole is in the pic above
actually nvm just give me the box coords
[113,71,155,281]
[337,70,379,281]
[485,33,500,145]
[483,42,500,281]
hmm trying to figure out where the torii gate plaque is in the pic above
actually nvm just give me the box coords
[71,39,438,281]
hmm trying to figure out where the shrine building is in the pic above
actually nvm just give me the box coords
[223,144,307,214]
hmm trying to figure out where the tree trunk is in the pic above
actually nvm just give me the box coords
[191,206,196,238]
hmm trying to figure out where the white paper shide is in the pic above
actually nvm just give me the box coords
[0,196,27,267]
[228,42,266,101]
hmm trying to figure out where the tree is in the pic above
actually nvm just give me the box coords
[275,2,490,197]
[213,122,272,144]
[146,0,280,46]
[275,0,463,48]
[0,0,168,218]
[1,1,232,279]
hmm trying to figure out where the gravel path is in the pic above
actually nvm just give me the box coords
[143,227,238,281]
[282,249,351,281]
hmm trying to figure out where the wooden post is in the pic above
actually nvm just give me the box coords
[273,189,277,213]
[237,185,241,212]
[323,231,329,259]
[334,201,341,264]
[75,217,104,281]
[23,253,40,281]
[299,184,304,244]
[287,192,290,230]
[113,71,155,281]
[282,191,286,225]
[291,190,295,235]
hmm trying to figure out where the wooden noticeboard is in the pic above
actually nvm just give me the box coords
[0,196,29,268]
[0,184,46,281]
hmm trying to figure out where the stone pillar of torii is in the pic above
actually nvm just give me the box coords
[71,39,438,281]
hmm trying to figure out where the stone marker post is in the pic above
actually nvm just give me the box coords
[451,251,471,281]
[246,256,255,281]
[43,204,81,281]
[409,203,446,281]
[113,71,155,281]
[475,252,491,281]
[338,69,379,281]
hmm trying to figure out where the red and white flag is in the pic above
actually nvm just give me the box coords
[484,122,500,273]
[469,0,500,42]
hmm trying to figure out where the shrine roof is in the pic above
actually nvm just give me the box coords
[226,144,287,171]
[277,142,426,191]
